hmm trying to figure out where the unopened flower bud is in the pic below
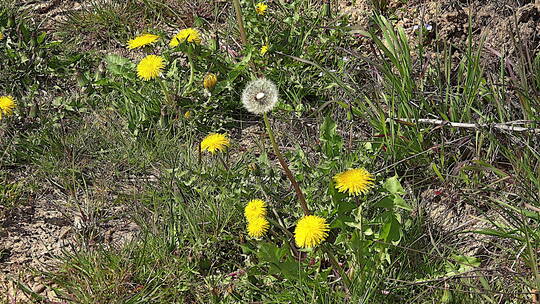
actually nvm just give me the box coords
[203,73,218,90]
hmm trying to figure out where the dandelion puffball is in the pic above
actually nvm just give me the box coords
[241,78,278,115]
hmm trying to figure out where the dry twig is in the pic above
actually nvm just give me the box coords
[392,118,540,134]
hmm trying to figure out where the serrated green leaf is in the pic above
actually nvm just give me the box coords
[394,195,412,211]
[373,196,393,209]
[105,54,134,77]
[383,175,405,195]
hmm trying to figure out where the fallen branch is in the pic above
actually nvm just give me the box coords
[392,118,540,134]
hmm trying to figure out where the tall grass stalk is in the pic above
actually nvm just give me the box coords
[231,0,248,46]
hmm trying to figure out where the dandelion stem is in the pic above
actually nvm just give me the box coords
[266,216,301,259]
[158,79,173,126]
[159,106,167,128]
[266,217,293,238]
[186,53,195,91]
[158,78,172,106]
[263,113,310,215]
[197,140,202,169]
[231,0,248,46]
[217,152,229,171]
[323,244,352,292]
[355,196,363,240]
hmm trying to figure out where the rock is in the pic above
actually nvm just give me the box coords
[33,283,46,294]
[46,289,57,299]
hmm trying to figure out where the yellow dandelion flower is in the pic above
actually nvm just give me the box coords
[247,216,269,238]
[127,33,159,50]
[169,28,202,47]
[333,168,375,196]
[137,55,165,81]
[184,111,192,119]
[244,199,267,222]
[203,73,217,90]
[0,32,4,41]
[0,95,16,119]
[260,44,269,56]
[294,215,329,248]
[255,2,268,15]
[201,133,230,154]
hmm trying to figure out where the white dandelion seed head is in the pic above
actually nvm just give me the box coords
[241,78,278,115]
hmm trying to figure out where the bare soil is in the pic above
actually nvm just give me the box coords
[340,0,540,67]
[0,188,139,302]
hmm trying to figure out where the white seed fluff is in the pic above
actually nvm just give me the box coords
[241,78,278,115]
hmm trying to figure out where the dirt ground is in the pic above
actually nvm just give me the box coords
[340,0,540,67]
[0,188,139,302]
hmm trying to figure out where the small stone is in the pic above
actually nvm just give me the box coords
[47,289,57,299]
[33,284,46,294]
